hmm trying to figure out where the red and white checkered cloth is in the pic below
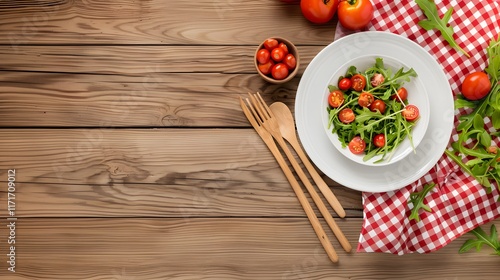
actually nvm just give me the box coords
[334,0,500,254]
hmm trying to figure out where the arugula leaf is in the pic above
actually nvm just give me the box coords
[408,182,437,222]
[415,0,470,58]
[459,225,500,256]
[447,36,500,194]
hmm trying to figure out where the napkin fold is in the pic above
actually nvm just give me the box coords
[334,0,500,254]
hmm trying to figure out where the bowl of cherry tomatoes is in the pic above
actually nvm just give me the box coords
[255,37,299,84]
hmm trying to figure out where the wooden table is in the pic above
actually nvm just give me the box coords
[0,1,498,279]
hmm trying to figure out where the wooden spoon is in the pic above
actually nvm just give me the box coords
[269,102,346,218]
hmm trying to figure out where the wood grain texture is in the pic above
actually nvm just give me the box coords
[0,71,298,127]
[0,218,498,280]
[0,45,324,74]
[0,128,361,218]
[0,0,336,45]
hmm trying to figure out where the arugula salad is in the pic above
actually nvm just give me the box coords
[326,58,420,163]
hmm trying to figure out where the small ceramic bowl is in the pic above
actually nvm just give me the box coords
[254,37,300,84]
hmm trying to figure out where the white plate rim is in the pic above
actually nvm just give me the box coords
[295,31,454,193]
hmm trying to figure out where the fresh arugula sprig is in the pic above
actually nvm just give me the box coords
[446,35,500,194]
[415,0,470,58]
[408,182,437,222]
[459,225,500,256]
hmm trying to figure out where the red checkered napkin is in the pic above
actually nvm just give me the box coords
[334,0,500,254]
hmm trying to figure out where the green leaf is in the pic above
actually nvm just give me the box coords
[328,85,338,92]
[408,183,437,222]
[345,66,358,77]
[492,110,500,129]
[480,130,492,149]
[414,0,470,57]
[460,225,500,255]
[473,114,485,130]
[485,34,500,82]
[455,96,477,109]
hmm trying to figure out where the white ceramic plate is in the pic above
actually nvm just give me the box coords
[321,55,430,166]
[295,31,454,193]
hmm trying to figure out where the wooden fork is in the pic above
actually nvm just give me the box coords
[239,97,339,263]
[248,92,352,253]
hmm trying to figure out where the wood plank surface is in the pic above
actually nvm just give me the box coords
[0,0,336,45]
[0,218,498,279]
[0,128,361,218]
[0,71,298,127]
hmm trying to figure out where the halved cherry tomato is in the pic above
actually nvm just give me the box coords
[351,74,366,91]
[263,38,279,51]
[339,108,355,124]
[358,92,374,107]
[348,136,366,154]
[338,77,352,91]
[258,60,275,75]
[300,0,339,24]
[256,49,270,64]
[271,63,289,80]
[403,104,419,121]
[283,54,297,70]
[369,99,386,114]
[338,0,374,30]
[373,134,385,148]
[328,90,345,108]
[391,87,408,102]
[461,71,491,100]
[271,47,286,62]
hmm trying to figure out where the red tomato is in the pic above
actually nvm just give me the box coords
[391,87,408,102]
[339,108,355,124]
[461,72,491,100]
[348,136,366,154]
[338,77,352,91]
[278,42,289,55]
[271,47,286,62]
[373,134,385,148]
[300,0,339,24]
[283,54,297,70]
[369,99,386,114]
[263,38,279,51]
[338,0,374,30]
[256,49,270,64]
[258,60,275,75]
[403,105,419,121]
[328,90,345,108]
[351,74,366,91]
[271,63,289,80]
[358,92,374,107]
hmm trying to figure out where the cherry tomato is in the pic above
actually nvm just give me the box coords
[271,47,286,62]
[369,99,386,114]
[351,74,366,91]
[461,71,491,100]
[256,49,270,64]
[348,136,366,154]
[338,0,374,30]
[271,63,289,80]
[283,54,297,70]
[300,0,339,24]
[339,108,355,124]
[358,92,374,107]
[373,134,385,148]
[258,60,275,75]
[328,90,345,108]
[403,105,419,121]
[263,38,279,51]
[278,42,289,55]
[338,78,352,91]
[391,87,408,102]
